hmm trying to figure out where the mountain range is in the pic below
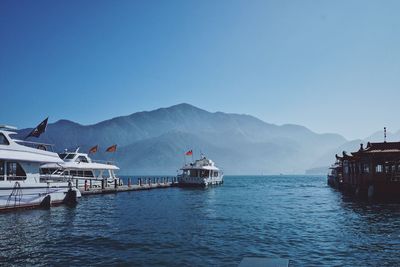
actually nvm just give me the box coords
[16,103,386,175]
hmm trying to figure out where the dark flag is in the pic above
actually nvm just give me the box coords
[25,117,48,139]
[106,144,117,152]
[89,145,98,154]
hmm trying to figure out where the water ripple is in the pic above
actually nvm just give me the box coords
[1,176,400,266]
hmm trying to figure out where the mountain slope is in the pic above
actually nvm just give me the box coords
[17,103,347,175]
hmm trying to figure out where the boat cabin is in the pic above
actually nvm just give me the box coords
[0,127,63,183]
[181,157,220,178]
[58,152,91,163]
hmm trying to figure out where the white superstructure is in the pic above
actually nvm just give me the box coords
[178,156,223,187]
[41,149,120,188]
[0,126,80,211]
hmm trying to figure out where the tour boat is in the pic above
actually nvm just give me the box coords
[178,156,223,187]
[329,141,400,199]
[40,148,120,189]
[0,125,80,211]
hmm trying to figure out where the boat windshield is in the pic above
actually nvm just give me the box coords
[65,154,76,160]
[58,153,67,159]
[0,134,9,146]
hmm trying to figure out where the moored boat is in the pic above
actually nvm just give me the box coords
[328,140,400,199]
[40,148,121,189]
[178,155,223,187]
[0,125,80,211]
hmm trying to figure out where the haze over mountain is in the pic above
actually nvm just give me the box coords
[17,103,348,175]
[308,128,400,174]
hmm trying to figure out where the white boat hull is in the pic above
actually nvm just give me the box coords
[178,175,224,187]
[0,182,81,211]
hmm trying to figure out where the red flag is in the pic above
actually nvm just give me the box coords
[106,144,117,152]
[89,145,98,154]
[185,150,193,156]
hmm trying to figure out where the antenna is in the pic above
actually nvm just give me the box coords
[384,127,387,142]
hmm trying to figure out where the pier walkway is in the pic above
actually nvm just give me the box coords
[77,177,178,196]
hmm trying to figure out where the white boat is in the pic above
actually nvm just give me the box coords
[40,148,121,189]
[0,125,80,211]
[178,156,223,187]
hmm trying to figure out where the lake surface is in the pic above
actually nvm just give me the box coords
[1,175,400,266]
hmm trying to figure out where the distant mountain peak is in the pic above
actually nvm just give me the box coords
[163,103,208,112]
[54,119,79,125]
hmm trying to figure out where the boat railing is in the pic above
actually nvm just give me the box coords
[90,159,117,165]
[14,139,56,152]
[41,173,114,182]
[0,175,27,181]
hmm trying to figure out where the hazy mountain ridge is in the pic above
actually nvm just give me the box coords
[309,129,400,174]
[17,103,347,175]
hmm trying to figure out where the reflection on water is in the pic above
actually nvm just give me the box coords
[1,176,400,266]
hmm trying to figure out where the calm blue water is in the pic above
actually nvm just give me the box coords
[1,175,400,266]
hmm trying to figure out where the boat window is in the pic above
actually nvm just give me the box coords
[58,153,67,160]
[84,171,94,177]
[76,156,88,163]
[385,165,391,173]
[214,171,219,177]
[363,164,370,174]
[70,170,77,176]
[77,171,84,177]
[0,161,4,181]
[0,134,9,146]
[189,169,198,177]
[6,162,27,181]
[65,154,76,160]
[93,170,101,178]
[376,164,383,173]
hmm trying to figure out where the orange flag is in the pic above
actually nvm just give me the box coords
[185,150,193,156]
[106,144,117,152]
[89,145,98,154]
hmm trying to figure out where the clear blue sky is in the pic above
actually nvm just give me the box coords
[1,0,400,140]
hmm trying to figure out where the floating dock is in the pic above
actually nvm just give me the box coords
[77,177,178,196]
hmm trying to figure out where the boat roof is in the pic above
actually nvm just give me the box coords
[41,161,119,170]
[181,156,220,171]
[0,130,63,163]
[42,151,119,170]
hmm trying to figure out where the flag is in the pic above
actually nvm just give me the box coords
[89,145,98,154]
[106,144,117,152]
[185,150,193,156]
[25,117,48,139]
